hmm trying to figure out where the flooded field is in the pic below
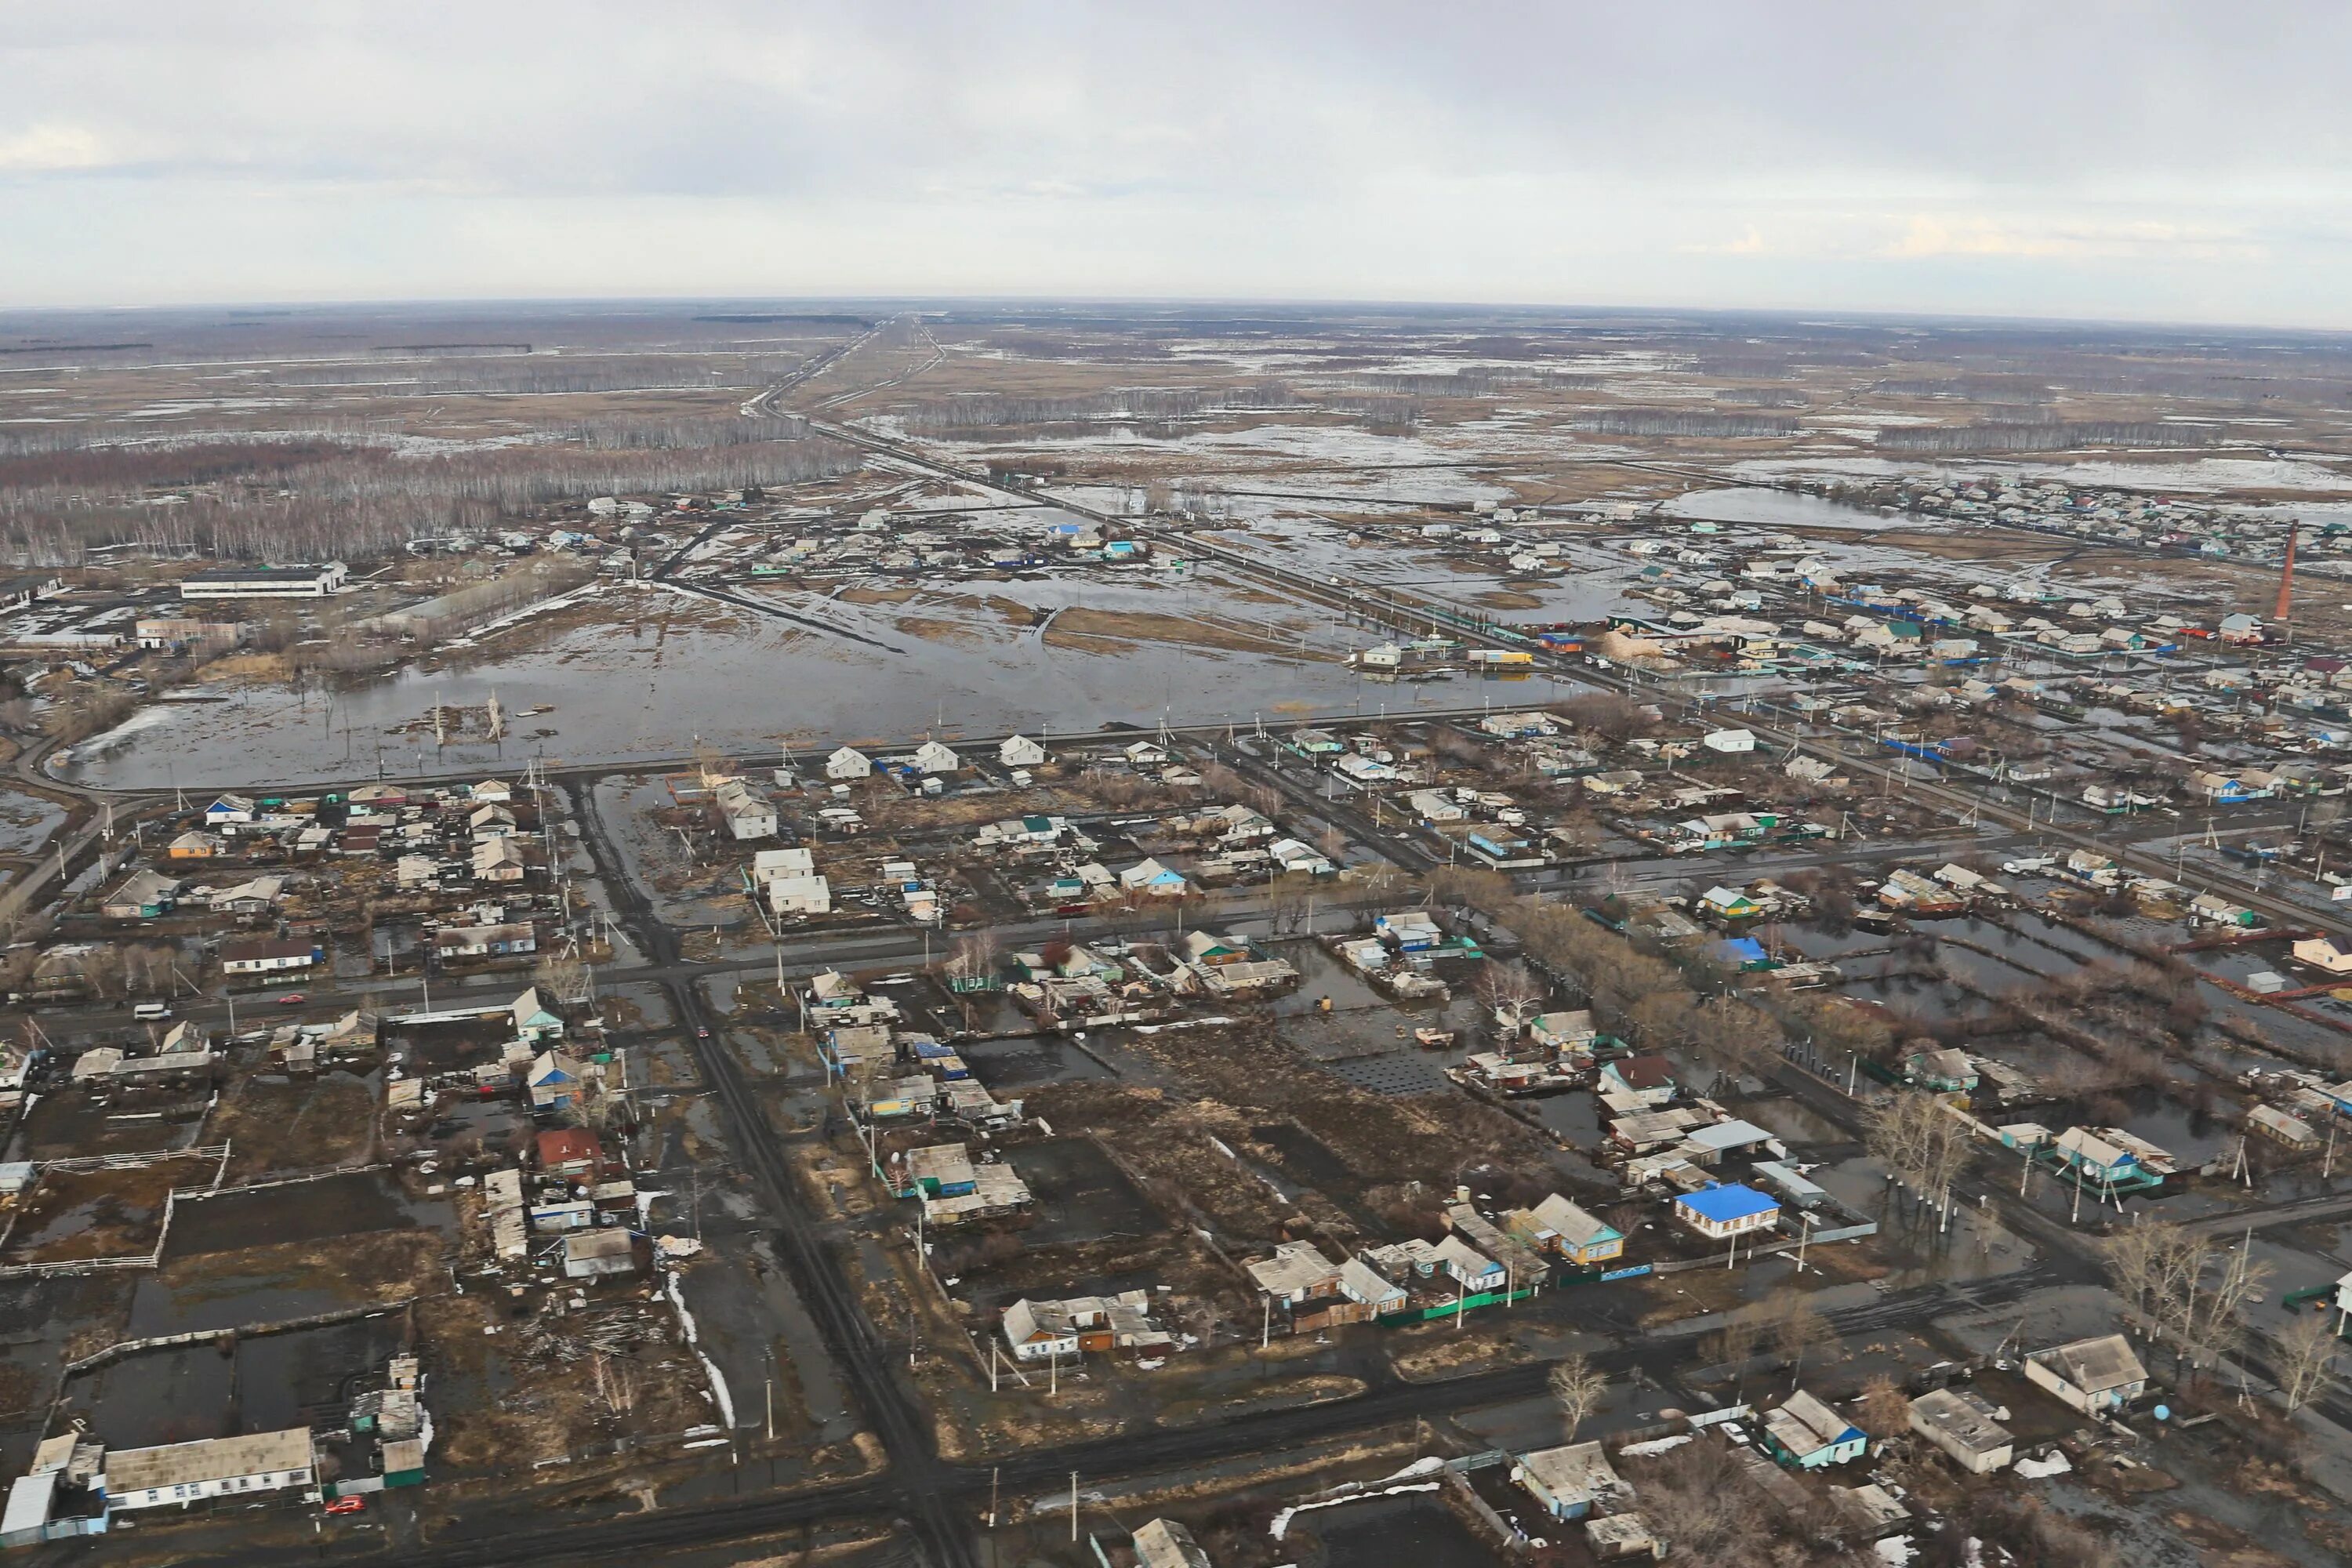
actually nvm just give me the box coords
[59,579,1494,789]
[1304,1492,1504,1568]
[60,1312,409,1450]
[0,789,67,858]
[1004,1137,1160,1247]
[163,1168,452,1260]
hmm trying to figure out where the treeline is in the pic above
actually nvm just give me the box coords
[1570,409,1801,438]
[1873,376,2049,405]
[1717,387,1809,408]
[897,384,1299,432]
[260,354,802,396]
[0,430,861,566]
[392,561,599,642]
[1875,421,2227,455]
[572,414,813,450]
[1343,369,1602,397]
[1424,865,1890,1079]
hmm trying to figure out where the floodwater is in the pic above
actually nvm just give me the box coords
[1306,1493,1505,1568]
[0,790,66,858]
[58,579,1498,789]
[63,1313,409,1450]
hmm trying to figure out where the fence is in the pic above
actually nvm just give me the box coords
[0,1144,233,1280]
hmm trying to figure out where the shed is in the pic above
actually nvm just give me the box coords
[562,1228,641,1279]
[1908,1387,2014,1474]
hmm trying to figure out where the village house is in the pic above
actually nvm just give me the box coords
[1000,1291,1169,1361]
[1514,1193,1626,1267]
[220,936,320,977]
[534,1127,603,1181]
[1246,1240,1344,1304]
[1131,1519,1212,1568]
[998,733,1047,768]
[2024,1333,2148,1415]
[1672,1182,1780,1241]
[1512,1441,1628,1520]
[471,837,528,883]
[1762,1388,1868,1469]
[1908,1387,2014,1474]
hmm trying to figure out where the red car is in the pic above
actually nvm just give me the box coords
[276,992,307,1007]
[323,1496,365,1515]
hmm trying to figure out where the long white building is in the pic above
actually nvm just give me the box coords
[180,563,347,600]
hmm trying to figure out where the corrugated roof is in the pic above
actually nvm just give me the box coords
[107,1429,313,1494]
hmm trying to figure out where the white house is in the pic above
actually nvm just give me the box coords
[826,746,872,780]
[1672,1183,1779,1240]
[1701,728,1758,753]
[913,740,961,775]
[999,734,1048,768]
[768,874,833,916]
[2024,1334,2147,1415]
[713,778,778,840]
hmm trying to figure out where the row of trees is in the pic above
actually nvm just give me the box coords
[1570,409,1802,438]
[261,352,804,397]
[1876,420,2224,455]
[897,384,1298,432]
[0,429,861,567]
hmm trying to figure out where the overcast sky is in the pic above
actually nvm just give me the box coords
[6,3,2349,326]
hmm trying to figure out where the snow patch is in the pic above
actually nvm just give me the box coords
[666,1271,736,1429]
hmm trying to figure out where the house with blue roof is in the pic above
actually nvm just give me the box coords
[1672,1183,1780,1241]
[1762,1389,1868,1470]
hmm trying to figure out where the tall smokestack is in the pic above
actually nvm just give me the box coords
[2276,521,2299,625]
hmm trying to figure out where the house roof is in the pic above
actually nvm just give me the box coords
[1517,1440,1624,1506]
[2030,1333,2147,1395]
[1609,1054,1675,1090]
[1247,1240,1341,1296]
[1530,1193,1621,1248]
[107,1428,313,1494]
[1132,1518,1213,1568]
[1675,1184,1778,1225]
[1432,1234,1501,1278]
[1909,1387,2012,1454]
[1336,1258,1405,1306]
[535,1128,601,1168]
[1768,1389,1862,1456]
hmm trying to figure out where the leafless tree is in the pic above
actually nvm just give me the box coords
[534,950,590,1006]
[1475,960,1544,1033]
[1548,1353,1606,1443]
[2278,1309,2340,1411]
[1765,1287,1833,1387]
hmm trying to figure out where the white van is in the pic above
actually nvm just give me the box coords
[132,1002,171,1022]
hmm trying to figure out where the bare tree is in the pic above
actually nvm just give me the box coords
[1857,1374,1910,1448]
[534,949,590,1006]
[943,929,998,985]
[1475,960,1544,1034]
[1765,1287,1832,1387]
[1710,1315,1761,1399]
[1548,1353,1606,1443]
[2278,1309,2340,1412]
